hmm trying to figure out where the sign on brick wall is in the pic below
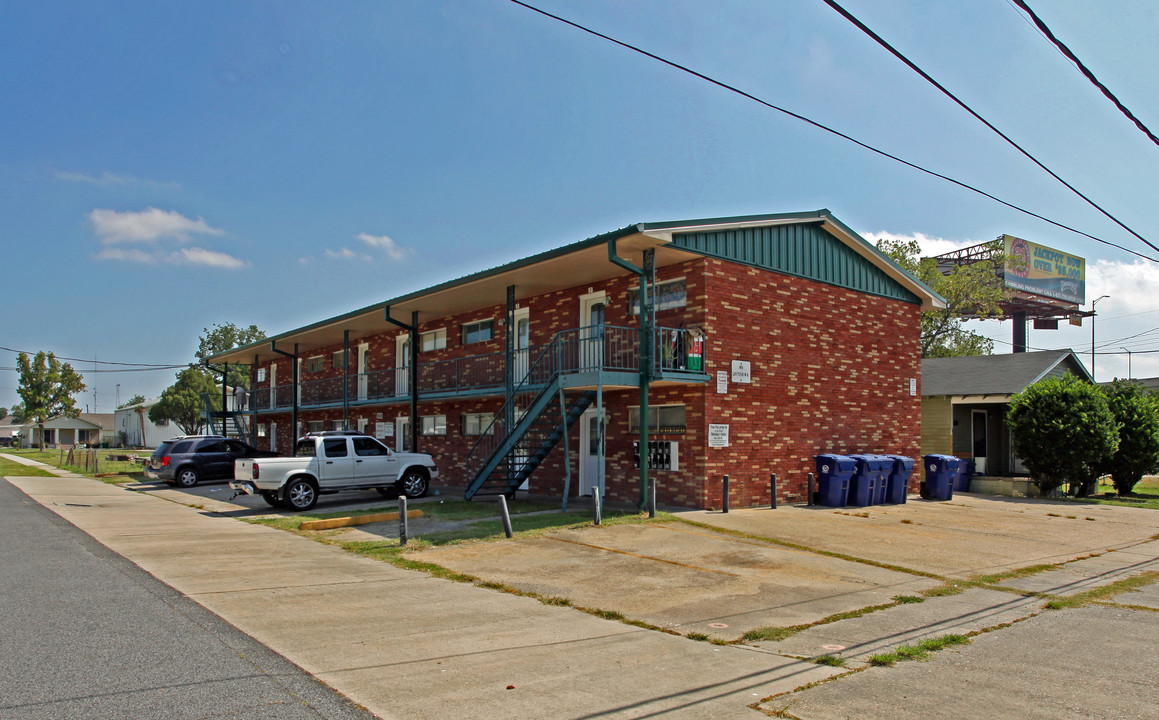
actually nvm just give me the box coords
[708,424,730,448]
[731,360,751,383]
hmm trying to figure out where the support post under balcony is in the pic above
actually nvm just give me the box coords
[385,306,420,452]
[271,341,299,441]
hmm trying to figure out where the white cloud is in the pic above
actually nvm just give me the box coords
[325,247,372,262]
[89,207,224,244]
[95,247,158,264]
[858,230,982,258]
[173,247,248,269]
[57,170,180,190]
[357,232,409,261]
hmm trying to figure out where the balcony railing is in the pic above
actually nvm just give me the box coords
[247,325,704,411]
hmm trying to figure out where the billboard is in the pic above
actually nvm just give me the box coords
[1003,234,1085,305]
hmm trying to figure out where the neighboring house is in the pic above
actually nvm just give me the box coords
[19,413,116,448]
[0,416,21,446]
[209,210,944,510]
[921,350,1093,476]
[114,400,184,448]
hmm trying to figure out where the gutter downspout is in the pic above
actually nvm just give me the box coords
[386,307,420,453]
[270,341,299,443]
[342,330,350,430]
[608,237,654,510]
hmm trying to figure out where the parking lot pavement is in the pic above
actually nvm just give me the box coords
[418,522,938,639]
[759,605,1159,720]
[676,494,1159,578]
[125,478,442,517]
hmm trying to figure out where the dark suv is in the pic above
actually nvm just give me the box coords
[145,435,279,487]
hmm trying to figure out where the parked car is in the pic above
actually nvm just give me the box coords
[231,430,438,511]
[145,435,279,487]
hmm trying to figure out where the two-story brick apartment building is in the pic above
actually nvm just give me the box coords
[208,210,943,510]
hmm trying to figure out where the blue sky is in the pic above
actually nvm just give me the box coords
[3,0,1158,412]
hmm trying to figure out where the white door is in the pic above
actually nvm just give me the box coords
[319,437,356,487]
[577,408,603,497]
[513,307,530,385]
[395,416,410,452]
[296,358,303,405]
[357,343,369,401]
[269,422,277,453]
[352,436,398,486]
[269,364,277,409]
[395,335,410,396]
[579,292,606,370]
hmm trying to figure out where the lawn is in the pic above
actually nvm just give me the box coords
[1079,476,1159,511]
[0,448,149,482]
[0,456,57,477]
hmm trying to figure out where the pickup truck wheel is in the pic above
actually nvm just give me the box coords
[261,491,286,508]
[176,466,200,488]
[284,478,318,511]
[398,469,429,499]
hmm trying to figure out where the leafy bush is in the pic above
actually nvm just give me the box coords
[1006,375,1118,496]
[1099,380,1159,495]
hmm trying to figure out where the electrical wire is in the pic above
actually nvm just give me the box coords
[818,0,1159,257]
[0,345,185,369]
[1011,0,1159,149]
[506,1,1158,264]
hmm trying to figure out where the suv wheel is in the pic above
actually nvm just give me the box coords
[284,478,318,511]
[176,466,200,488]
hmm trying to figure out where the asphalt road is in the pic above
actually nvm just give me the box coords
[0,477,378,720]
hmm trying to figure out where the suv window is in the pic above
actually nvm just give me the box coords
[224,440,246,454]
[353,437,389,456]
[323,438,348,458]
[170,441,193,454]
[197,440,228,453]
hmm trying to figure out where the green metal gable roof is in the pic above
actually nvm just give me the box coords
[668,220,922,304]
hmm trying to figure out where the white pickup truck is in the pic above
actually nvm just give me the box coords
[230,431,439,511]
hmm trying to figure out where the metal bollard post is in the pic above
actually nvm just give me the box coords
[723,475,730,513]
[648,478,656,519]
[593,490,602,526]
[399,496,409,546]
[807,473,815,507]
[498,494,514,538]
[770,473,777,510]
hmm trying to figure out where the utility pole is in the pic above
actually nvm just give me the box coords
[1122,346,1132,379]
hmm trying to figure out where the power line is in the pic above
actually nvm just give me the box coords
[506,1,1158,264]
[1011,0,1159,149]
[818,0,1159,258]
[0,345,185,369]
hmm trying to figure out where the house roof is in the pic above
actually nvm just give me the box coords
[922,350,1093,398]
[209,210,946,365]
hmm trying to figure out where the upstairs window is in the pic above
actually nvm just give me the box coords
[629,278,688,315]
[461,319,495,345]
[332,351,347,370]
[305,356,324,373]
[421,329,447,352]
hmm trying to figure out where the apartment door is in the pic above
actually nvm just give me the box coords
[357,343,369,401]
[269,421,277,453]
[269,364,277,409]
[513,307,530,385]
[577,408,603,497]
[972,410,988,474]
[578,292,606,370]
[395,335,410,396]
[395,416,410,452]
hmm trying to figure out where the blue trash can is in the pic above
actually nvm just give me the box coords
[849,454,889,507]
[883,455,914,504]
[953,459,975,492]
[922,454,960,501]
[814,454,856,507]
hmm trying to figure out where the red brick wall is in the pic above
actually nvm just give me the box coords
[698,259,922,509]
[244,254,922,510]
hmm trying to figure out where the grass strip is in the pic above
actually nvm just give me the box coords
[0,457,57,477]
[1043,570,1159,610]
[867,633,970,666]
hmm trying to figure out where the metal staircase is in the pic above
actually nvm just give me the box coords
[464,328,610,500]
[200,393,252,445]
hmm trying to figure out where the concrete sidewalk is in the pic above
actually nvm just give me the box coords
[6,472,843,720]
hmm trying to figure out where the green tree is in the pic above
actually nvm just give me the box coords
[196,323,266,389]
[118,394,146,409]
[16,351,87,450]
[149,367,220,434]
[8,403,27,424]
[1098,381,1159,496]
[876,238,1009,358]
[1007,375,1119,497]
[0,407,7,421]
